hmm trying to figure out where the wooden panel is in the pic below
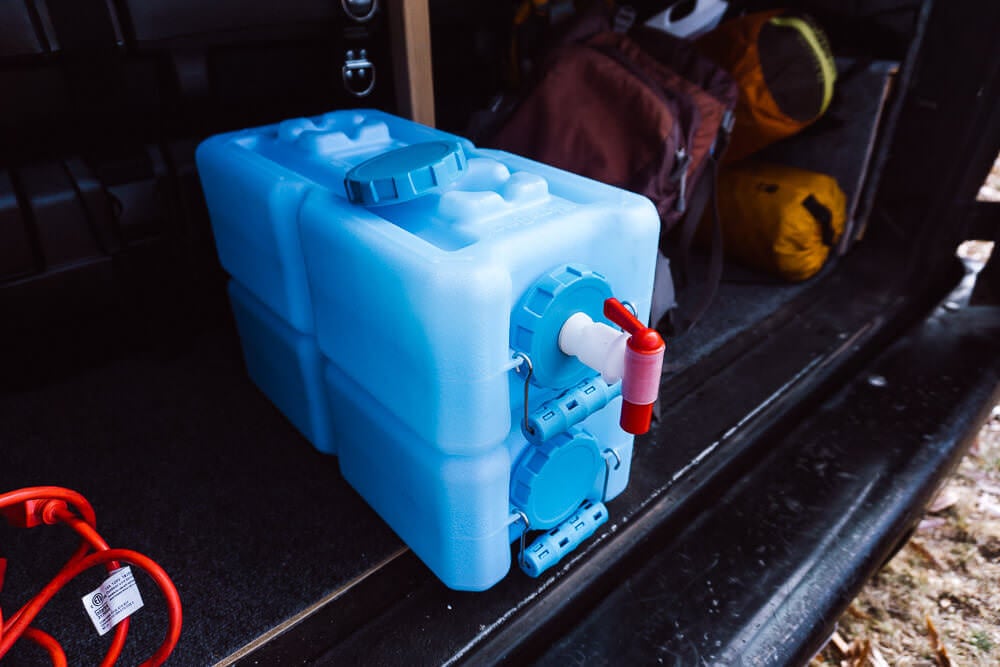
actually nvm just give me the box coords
[387,0,435,127]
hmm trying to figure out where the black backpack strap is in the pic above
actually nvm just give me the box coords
[674,110,733,332]
[675,155,724,332]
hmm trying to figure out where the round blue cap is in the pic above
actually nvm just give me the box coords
[511,429,603,531]
[511,264,614,389]
[344,141,467,206]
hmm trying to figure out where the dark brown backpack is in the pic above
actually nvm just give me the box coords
[489,14,738,330]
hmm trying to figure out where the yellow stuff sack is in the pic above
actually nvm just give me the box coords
[709,161,846,282]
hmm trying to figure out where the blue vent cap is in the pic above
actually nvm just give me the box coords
[344,141,467,206]
[511,429,603,530]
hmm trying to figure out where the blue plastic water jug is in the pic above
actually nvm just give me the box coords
[197,109,661,590]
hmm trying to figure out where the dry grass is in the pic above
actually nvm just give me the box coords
[815,406,1000,667]
[977,156,1000,202]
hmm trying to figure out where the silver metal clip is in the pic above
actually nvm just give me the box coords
[511,509,530,569]
[512,352,535,436]
[613,5,637,33]
[601,448,622,500]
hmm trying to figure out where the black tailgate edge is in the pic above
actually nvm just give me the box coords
[526,304,1000,666]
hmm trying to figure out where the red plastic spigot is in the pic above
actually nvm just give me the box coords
[603,298,665,434]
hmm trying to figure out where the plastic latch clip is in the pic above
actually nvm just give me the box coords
[519,500,608,578]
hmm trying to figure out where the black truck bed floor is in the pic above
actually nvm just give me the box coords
[2,248,996,666]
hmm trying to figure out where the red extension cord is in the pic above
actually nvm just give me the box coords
[0,486,182,665]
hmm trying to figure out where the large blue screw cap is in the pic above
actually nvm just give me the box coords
[344,141,467,206]
[511,429,603,531]
[511,265,614,389]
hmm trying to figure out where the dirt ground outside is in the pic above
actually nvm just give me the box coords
[815,160,1000,666]
[815,404,1000,666]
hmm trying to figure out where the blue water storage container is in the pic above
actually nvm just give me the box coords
[197,109,661,590]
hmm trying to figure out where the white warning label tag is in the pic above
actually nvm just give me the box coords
[81,566,144,636]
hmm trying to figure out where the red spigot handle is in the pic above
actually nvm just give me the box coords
[604,298,665,434]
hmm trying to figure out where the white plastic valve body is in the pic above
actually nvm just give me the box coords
[558,312,628,383]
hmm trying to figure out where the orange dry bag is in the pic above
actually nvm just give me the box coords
[696,10,836,164]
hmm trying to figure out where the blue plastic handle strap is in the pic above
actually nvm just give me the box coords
[520,500,609,578]
[524,376,621,444]
[344,141,467,206]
